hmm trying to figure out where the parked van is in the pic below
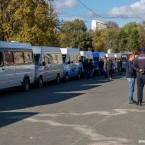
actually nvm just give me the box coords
[32,46,63,87]
[80,51,93,62]
[60,48,82,81]
[0,41,35,91]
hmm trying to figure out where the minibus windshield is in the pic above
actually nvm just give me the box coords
[34,54,40,65]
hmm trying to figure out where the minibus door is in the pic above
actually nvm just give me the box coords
[0,51,15,89]
[0,52,15,89]
[0,66,12,89]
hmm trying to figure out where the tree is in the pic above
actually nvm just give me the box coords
[0,0,17,41]
[0,0,59,46]
[58,19,92,50]
[122,22,140,51]
[138,22,145,48]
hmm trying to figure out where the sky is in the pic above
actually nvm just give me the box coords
[51,0,145,29]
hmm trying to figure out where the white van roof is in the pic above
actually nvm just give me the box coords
[60,48,80,55]
[106,53,114,58]
[114,53,122,58]
[99,52,106,58]
[80,51,92,56]
[32,46,61,54]
[0,41,31,49]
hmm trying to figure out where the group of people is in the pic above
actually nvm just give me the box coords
[126,48,145,106]
[82,48,145,106]
[82,59,94,80]
[98,57,122,81]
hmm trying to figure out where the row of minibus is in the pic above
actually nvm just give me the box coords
[0,41,130,91]
[0,41,93,91]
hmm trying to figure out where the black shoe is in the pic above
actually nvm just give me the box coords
[136,102,142,106]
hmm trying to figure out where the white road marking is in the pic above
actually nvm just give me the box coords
[25,118,129,145]
[38,109,145,117]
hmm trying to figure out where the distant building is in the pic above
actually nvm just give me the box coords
[91,20,107,31]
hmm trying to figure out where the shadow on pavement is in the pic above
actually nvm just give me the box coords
[0,73,126,128]
[0,78,102,112]
[0,112,37,128]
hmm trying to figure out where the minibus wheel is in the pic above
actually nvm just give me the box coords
[23,78,30,91]
[38,76,43,88]
[56,75,60,85]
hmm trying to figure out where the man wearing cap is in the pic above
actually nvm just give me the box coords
[133,48,145,106]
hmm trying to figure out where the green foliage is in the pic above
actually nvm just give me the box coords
[1,1,145,52]
[91,21,145,53]
[58,19,92,50]
[0,0,59,46]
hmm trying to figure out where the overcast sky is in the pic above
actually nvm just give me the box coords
[51,0,145,29]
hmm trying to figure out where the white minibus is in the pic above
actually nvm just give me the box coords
[32,46,63,87]
[60,48,82,81]
[0,41,35,91]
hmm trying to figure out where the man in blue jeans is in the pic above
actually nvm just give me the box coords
[126,54,136,104]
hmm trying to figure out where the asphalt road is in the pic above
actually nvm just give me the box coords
[0,74,145,145]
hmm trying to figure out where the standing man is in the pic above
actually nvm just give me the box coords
[88,59,94,80]
[117,59,122,75]
[83,59,89,79]
[98,58,104,76]
[133,48,145,106]
[126,54,136,104]
[105,57,113,81]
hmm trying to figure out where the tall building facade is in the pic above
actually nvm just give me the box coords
[91,20,107,30]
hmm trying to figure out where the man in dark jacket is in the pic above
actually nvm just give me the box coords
[126,54,136,104]
[105,57,113,80]
[133,48,145,106]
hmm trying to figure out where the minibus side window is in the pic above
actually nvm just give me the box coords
[14,51,24,64]
[51,54,58,64]
[0,52,3,66]
[45,54,52,64]
[57,54,63,64]
[4,51,14,65]
[24,51,33,64]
